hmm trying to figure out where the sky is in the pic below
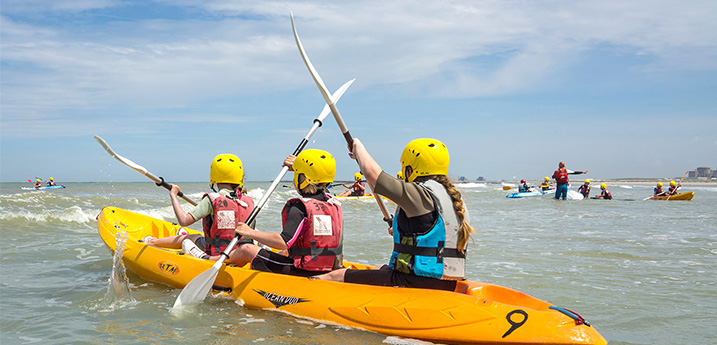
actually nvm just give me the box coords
[1,0,716,183]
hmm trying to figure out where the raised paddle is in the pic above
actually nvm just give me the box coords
[94,136,197,206]
[666,171,689,201]
[502,185,513,190]
[291,13,393,225]
[172,78,355,309]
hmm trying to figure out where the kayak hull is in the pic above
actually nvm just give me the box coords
[651,191,694,201]
[97,206,606,345]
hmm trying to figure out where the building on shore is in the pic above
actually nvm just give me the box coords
[687,166,716,179]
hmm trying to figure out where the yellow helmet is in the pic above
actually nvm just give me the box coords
[210,154,244,188]
[397,171,404,180]
[585,179,590,184]
[600,183,607,189]
[544,176,550,182]
[354,172,363,181]
[293,149,335,189]
[400,138,449,182]
[657,182,663,187]
[36,179,41,182]
[670,180,676,186]
[50,177,54,181]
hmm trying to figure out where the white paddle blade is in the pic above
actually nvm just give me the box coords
[172,266,219,309]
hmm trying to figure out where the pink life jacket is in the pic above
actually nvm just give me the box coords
[282,197,343,271]
[202,192,254,256]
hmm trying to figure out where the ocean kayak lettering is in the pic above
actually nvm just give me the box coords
[158,261,180,275]
[254,289,309,308]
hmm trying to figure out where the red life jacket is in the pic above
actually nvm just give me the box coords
[282,197,343,271]
[352,182,364,193]
[202,192,254,256]
[602,189,612,199]
[554,168,569,184]
[578,184,590,196]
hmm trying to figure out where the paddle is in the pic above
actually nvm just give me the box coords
[94,136,198,206]
[666,171,688,201]
[291,13,393,226]
[502,185,512,190]
[172,78,355,309]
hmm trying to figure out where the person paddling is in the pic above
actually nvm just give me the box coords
[594,183,612,199]
[518,179,534,193]
[653,182,665,196]
[46,177,56,186]
[667,180,681,195]
[551,162,588,200]
[577,179,591,198]
[539,177,552,191]
[34,179,42,189]
[144,154,255,263]
[314,138,475,291]
[338,172,366,197]
[231,149,344,276]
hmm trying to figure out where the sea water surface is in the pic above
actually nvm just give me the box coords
[0,181,715,344]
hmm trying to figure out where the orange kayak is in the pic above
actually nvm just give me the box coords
[651,191,694,201]
[97,206,607,345]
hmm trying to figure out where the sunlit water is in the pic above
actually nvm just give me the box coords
[0,182,715,344]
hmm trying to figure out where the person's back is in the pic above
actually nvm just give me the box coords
[314,138,474,292]
[233,149,343,277]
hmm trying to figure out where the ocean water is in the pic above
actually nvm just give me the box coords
[0,181,715,345]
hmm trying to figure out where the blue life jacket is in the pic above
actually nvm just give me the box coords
[389,180,466,280]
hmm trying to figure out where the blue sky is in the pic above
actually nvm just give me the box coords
[2,0,716,183]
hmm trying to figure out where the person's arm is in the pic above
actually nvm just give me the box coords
[567,169,588,175]
[170,184,197,226]
[348,138,382,190]
[235,223,288,250]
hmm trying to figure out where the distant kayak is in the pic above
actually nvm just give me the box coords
[21,185,66,191]
[650,191,694,201]
[334,193,390,201]
[506,190,548,198]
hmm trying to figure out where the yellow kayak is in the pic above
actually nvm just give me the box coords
[97,206,606,345]
[651,191,695,201]
[333,193,391,201]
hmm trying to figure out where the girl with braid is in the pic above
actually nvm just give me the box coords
[315,138,475,291]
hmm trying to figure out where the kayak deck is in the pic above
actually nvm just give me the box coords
[97,206,606,344]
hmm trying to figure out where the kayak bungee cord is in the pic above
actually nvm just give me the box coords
[94,136,198,206]
[291,12,393,226]
[172,79,355,309]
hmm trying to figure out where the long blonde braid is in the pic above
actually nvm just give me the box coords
[433,175,475,253]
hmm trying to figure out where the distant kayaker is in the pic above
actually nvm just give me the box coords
[314,138,475,291]
[144,154,255,263]
[594,183,612,199]
[232,149,344,276]
[34,179,42,189]
[539,177,552,191]
[667,180,681,195]
[46,177,56,186]
[518,179,534,193]
[577,179,591,198]
[338,172,366,197]
[551,162,588,200]
[654,182,664,196]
